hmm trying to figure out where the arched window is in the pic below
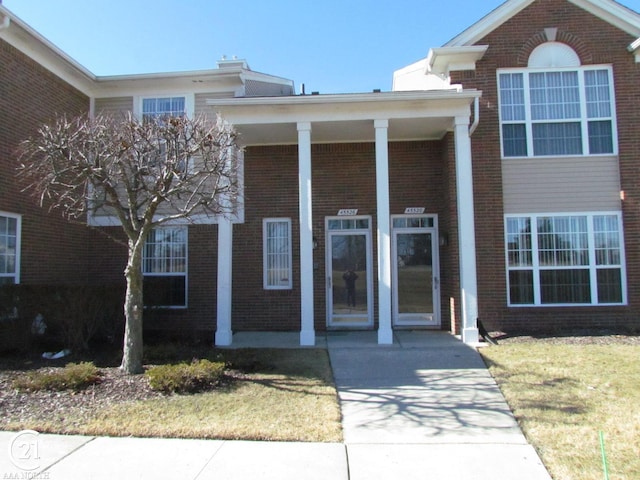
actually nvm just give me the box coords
[528,42,581,68]
[497,42,615,158]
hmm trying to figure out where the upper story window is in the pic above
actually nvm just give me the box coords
[141,96,187,122]
[498,43,616,158]
[0,213,20,285]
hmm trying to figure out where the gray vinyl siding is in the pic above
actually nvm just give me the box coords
[94,97,133,116]
[502,156,621,213]
[244,79,294,97]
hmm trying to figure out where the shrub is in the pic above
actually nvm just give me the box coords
[0,284,125,353]
[146,359,225,394]
[12,362,102,392]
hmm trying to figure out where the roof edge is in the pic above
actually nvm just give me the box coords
[445,0,640,47]
[0,5,96,94]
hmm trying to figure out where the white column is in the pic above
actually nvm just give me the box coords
[298,122,315,346]
[454,116,479,344]
[375,119,393,344]
[215,219,233,346]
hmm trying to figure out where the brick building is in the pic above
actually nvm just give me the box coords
[1,0,639,346]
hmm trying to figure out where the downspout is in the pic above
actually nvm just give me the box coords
[0,13,11,31]
[469,96,479,136]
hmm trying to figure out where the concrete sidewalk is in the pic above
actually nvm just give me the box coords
[0,331,551,479]
[328,331,551,479]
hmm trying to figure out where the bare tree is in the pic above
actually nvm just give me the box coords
[18,112,240,374]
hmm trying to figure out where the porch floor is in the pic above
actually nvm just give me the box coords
[226,330,462,349]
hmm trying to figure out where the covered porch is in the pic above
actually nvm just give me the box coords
[208,90,482,347]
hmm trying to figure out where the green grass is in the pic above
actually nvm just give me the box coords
[480,343,640,480]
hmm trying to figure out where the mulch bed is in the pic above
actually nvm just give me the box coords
[488,331,640,346]
[0,353,163,428]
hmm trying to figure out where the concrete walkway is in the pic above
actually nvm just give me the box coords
[0,331,551,479]
[328,331,551,479]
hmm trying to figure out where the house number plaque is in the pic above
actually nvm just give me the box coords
[337,209,358,216]
[404,207,425,214]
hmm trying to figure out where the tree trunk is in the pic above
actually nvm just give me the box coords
[121,239,145,375]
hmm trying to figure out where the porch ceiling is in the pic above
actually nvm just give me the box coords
[234,117,455,145]
[207,90,481,146]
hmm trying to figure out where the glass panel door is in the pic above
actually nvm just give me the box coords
[327,219,372,328]
[393,220,440,327]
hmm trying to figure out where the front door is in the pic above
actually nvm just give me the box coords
[326,217,373,328]
[392,215,440,327]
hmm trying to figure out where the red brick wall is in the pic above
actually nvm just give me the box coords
[0,39,94,285]
[233,145,301,331]
[89,225,219,340]
[238,141,454,332]
[451,0,640,333]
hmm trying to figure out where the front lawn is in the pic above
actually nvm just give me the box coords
[0,347,342,443]
[480,339,640,480]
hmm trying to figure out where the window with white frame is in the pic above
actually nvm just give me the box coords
[505,213,625,306]
[0,214,20,285]
[264,218,292,289]
[141,96,186,122]
[498,66,616,157]
[143,227,187,307]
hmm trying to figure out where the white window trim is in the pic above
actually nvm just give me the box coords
[133,94,195,119]
[142,226,188,308]
[497,65,618,159]
[0,211,21,285]
[263,218,293,290]
[504,211,627,307]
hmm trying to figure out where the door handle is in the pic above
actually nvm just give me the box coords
[327,276,332,288]
[434,277,439,290]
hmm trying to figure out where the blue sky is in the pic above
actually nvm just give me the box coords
[3,0,640,93]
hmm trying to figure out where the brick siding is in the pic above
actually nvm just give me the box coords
[450,0,640,333]
[0,39,95,285]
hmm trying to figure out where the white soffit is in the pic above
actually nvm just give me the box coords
[428,46,489,75]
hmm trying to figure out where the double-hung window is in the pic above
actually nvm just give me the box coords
[498,67,615,157]
[505,213,625,306]
[143,227,188,307]
[141,97,186,122]
[0,213,20,285]
[263,218,292,289]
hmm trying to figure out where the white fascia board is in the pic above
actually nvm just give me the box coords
[568,0,640,38]
[93,70,244,98]
[428,46,489,75]
[208,89,478,107]
[446,0,640,47]
[445,0,535,47]
[0,5,96,96]
[207,90,480,125]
